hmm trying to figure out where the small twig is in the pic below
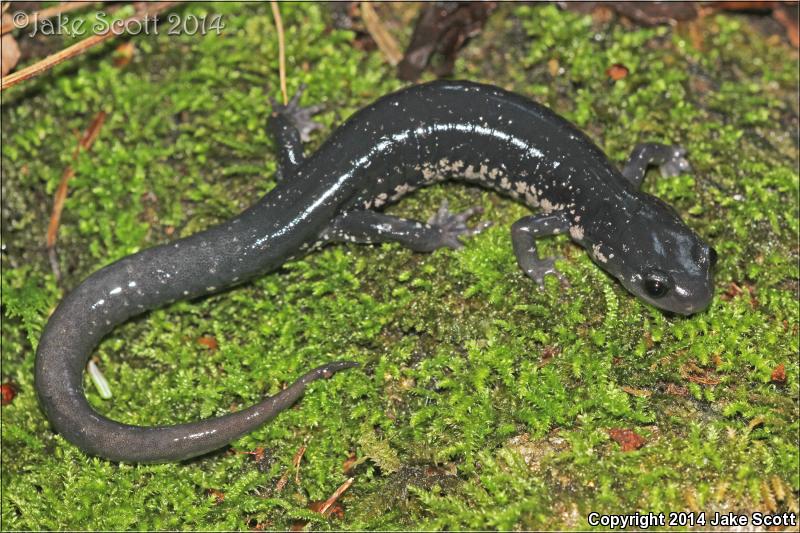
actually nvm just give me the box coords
[1,2,177,91]
[46,111,107,280]
[275,468,290,492]
[293,443,307,484]
[360,1,402,66]
[1,2,97,35]
[318,477,354,517]
[48,248,62,281]
[269,1,288,105]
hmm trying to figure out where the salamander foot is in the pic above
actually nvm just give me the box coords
[522,256,568,288]
[658,145,691,177]
[270,84,325,142]
[427,200,492,250]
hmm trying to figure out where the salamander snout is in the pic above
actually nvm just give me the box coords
[602,199,718,316]
[627,236,716,316]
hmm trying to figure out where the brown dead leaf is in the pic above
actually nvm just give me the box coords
[621,385,652,397]
[720,281,743,301]
[548,58,560,77]
[770,363,786,383]
[343,453,357,474]
[606,63,629,80]
[113,41,135,68]
[206,488,225,504]
[680,362,721,386]
[197,335,218,351]
[608,428,647,452]
[1,382,18,406]
[539,345,561,367]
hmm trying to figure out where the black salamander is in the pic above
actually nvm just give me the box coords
[35,80,716,462]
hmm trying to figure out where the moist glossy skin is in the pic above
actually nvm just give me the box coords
[35,80,715,463]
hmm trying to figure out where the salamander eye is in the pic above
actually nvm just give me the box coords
[708,247,718,267]
[643,272,670,298]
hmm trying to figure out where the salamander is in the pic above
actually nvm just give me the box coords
[35,80,717,463]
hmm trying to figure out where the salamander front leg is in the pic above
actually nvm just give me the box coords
[621,143,691,188]
[511,212,570,287]
[268,84,325,180]
[321,201,491,252]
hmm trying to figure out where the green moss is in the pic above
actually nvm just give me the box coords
[2,2,797,530]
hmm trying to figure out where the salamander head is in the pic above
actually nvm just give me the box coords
[588,195,716,316]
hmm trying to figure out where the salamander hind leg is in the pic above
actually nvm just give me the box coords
[321,201,491,252]
[511,212,570,287]
[268,84,325,180]
[621,143,691,188]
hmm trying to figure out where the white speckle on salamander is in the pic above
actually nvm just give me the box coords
[109,287,122,295]
[373,192,388,208]
[569,225,584,240]
[592,243,608,263]
[392,183,412,200]
[540,198,564,214]
[525,191,540,207]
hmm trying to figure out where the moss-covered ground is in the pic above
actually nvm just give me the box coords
[1,2,798,530]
